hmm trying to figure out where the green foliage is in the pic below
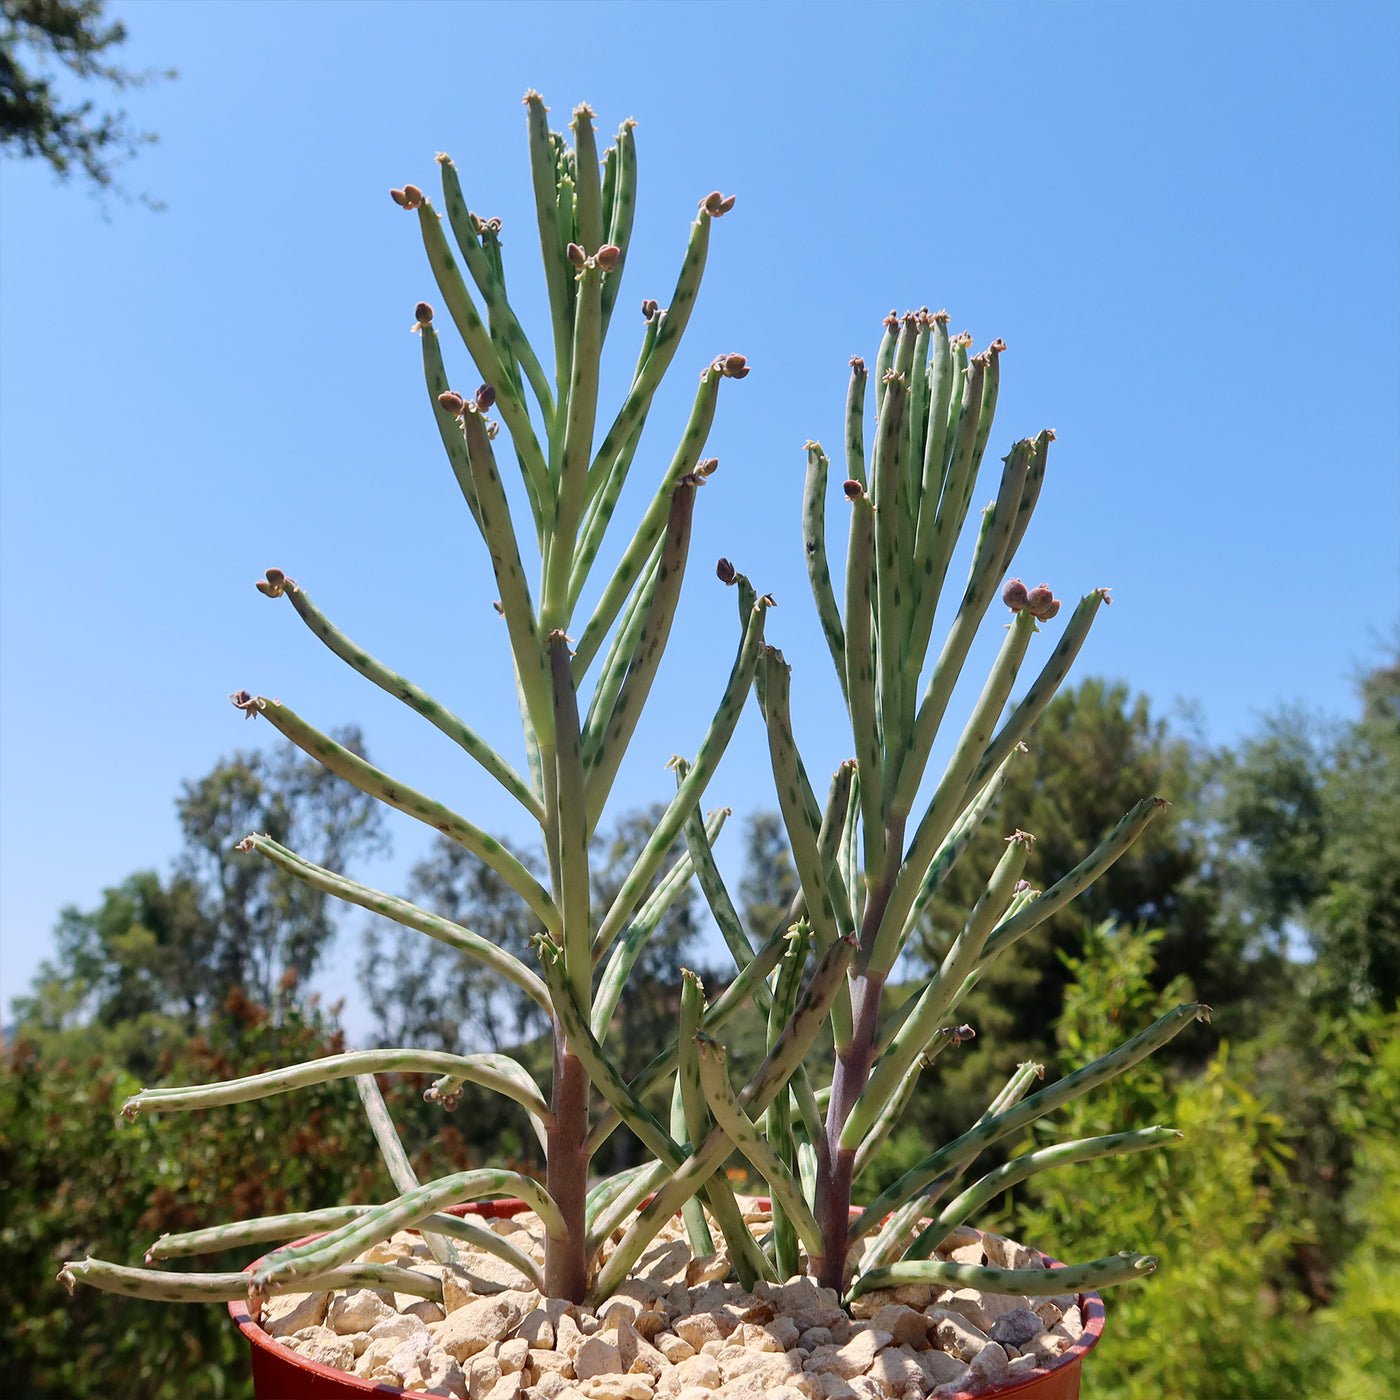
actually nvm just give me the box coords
[998,922,1398,1400]
[1306,1009,1400,1399]
[0,992,523,1400]
[1216,654,1400,1011]
[0,0,172,201]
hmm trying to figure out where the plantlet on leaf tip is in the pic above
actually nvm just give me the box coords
[63,94,1209,1327]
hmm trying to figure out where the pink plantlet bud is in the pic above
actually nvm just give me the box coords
[722,353,749,378]
[949,1024,976,1046]
[475,384,496,411]
[389,188,409,207]
[1008,829,1037,847]
[401,184,424,209]
[843,479,865,501]
[990,337,1007,353]
[932,309,950,324]
[716,557,737,585]
[566,242,587,267]
[1002,578,1029,612]
[702,191,735,216]
[264,567,285,587]
[437,390,465,416]
[470,212,485,234]
[414,302,434,325]
[485,419,500,440]
[641,298,659,318]
[849,355,866,371]
[696,457,719,477]
[1040,599,1061,620]
[1014,880,1033,893]
[595,244,622,271]
[229,690,260,719]
[254,579,276,597]
[236,836,255,854]
[1025,584,1056,618]
[492,600,505,615]
[883,310,899,328]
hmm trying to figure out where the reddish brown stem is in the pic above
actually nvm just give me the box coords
[544,1031,590,1302]
[815,970,885,1291]
[814,832,902,1292]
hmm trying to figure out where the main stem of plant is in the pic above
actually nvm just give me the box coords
[815,854,899,1293]
[545,1036,590,1301]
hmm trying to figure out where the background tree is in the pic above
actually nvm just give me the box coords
[11,732,386,1073]
[0,0,171,200]
[1217,655,1400,1012]
[737,811,799,939]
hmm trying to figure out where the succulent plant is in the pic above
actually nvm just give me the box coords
[61,96,1208,1322]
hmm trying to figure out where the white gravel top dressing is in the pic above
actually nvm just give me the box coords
[260,1209,1086,1399]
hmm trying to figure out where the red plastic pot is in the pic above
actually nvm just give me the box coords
[229,1207,1103,1400]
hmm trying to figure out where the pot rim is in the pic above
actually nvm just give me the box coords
[228,1205,1103,1400]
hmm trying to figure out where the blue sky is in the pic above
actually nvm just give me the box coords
[2,0,1396,1040]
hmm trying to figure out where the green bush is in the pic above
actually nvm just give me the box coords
[0,993,525,1400]
[1000,924,1315,1400]
[1307,1010,1400,1400]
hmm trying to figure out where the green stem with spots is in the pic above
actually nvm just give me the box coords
[146,1207,542,1286]
[549,634,592,1005]
[600,119,637,334]
[544,262,603,630]
[592,808,722,1039]
[591,594,768,959]
[926,1127,1184,1240]
[849,1002,1210,1243]
[963,587,1111,801]
[253,1169,561,1291]
[843,487,885,875]
[869,603,1038,975]
[697,1035,824,1266]
[59,1258,445,1306]
[355,1072,459,1267]
[583,482,696,829]
[123,1048,549,1132]
[571,366,721,676]
[803,442,847,701]
[525,91,573,401]
[415,199,552,532]
[419,322,483,531]
[978,798,1170,966]
[243,834,550,1016]
[239,696,559,934]
[582,209,716,514]
[271,579,541,821]
[437,155,555,425]
[461,407,557,754]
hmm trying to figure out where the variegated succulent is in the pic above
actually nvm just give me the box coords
[61,96,1207,1320]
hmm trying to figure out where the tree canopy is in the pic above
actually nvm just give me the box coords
[0,0,171,199]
